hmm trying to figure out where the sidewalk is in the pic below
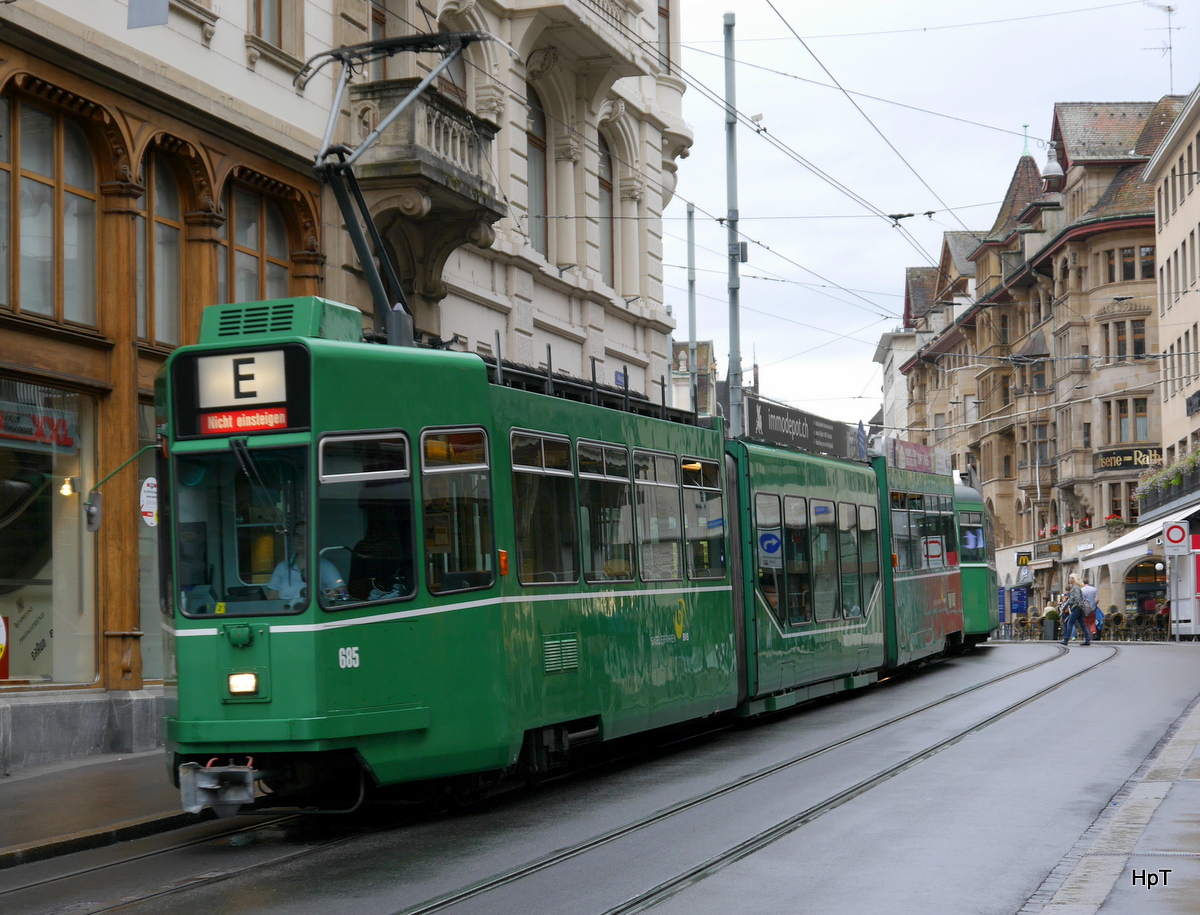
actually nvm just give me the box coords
[0,749,197,867]
[1036,691,1200,913]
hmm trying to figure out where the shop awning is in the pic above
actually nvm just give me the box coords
[1080,505,1198,571]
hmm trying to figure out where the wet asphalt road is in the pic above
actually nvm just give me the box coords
[6,642,1199,915]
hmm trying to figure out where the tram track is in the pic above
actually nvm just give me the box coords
[385,642,1086,915]
[600,644,1121,915]
[4,644,1090,915]
[0,812,394,914]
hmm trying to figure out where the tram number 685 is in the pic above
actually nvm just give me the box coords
[338,647,360,669]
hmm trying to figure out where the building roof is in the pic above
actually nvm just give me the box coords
[1133,95,1186,156]
[903,266,939,326]
[980,155,1044,245]
[943,231,980,277]
[1053,102,1159,164]
[1086,163,1155,220]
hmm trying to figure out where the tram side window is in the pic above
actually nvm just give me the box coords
[784,495,812,625]
[682,457,725,579]
[907,493,927,571]
[811,500,839,621]
[512,432,578,584]
[317,434,415,608]
[860,505,880,614]
[579,442,634,581]
[634,451,683,581]
[755,492,784,624]
[940,497,958,566]
[959,510,986,563]
[839,502,861,617]
[920,501,945,570]
[890,493,912,571]
[422,430,494,593]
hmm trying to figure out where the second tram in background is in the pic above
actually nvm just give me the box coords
[154,296,992,815]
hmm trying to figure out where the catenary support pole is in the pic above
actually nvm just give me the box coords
[724,13,743,438]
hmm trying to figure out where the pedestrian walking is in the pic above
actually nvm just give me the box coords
[1060,573,1092,646]
[1082,578,1101,639]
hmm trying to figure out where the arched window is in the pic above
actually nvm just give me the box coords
[437,21,468,103]
[0,97,97,325]
[525,84,547,257]
[216,184,290,304]
[136,154,183,345]
[598,135,614,287]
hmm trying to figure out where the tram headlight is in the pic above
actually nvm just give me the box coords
[228,672,258,695]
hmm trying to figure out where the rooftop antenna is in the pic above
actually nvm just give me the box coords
[1143,3,1180,94]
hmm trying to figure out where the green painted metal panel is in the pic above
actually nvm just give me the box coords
[731,442,886,702]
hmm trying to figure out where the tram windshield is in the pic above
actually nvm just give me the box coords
[174,445,310,616]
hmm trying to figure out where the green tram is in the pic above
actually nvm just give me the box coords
[158,297,971,815]
[954,481,999,647]
[873,443,965,665]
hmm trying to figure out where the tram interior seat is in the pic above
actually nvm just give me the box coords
[347,539,408,601]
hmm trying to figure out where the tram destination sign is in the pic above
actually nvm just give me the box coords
[172,344,311,439]
[743,394,854,458]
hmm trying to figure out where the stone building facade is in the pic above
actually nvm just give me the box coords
[884,98,1182,615]
[0,0,688,773]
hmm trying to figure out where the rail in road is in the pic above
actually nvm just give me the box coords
[0,645,1127,914]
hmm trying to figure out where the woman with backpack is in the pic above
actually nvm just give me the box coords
[1060,572,1092,647]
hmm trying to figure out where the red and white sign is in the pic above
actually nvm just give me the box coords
[139,477,158,527]
[200,407,289,435]
[922,536,945,564]
[1164,520,1191,556]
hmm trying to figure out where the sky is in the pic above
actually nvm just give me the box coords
[662,0,1200,428]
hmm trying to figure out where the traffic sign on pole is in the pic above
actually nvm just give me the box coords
[1164,520,1190,556]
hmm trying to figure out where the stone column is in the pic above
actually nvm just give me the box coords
[620,175,643,299]
[554,135,579,269]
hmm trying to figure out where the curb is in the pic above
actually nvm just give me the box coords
[0,810,210,870]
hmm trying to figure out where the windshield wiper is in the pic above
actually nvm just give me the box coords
[229,438,286,533]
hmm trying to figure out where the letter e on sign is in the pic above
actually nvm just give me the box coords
[197,351,287,409]
[1164,521,1190,556]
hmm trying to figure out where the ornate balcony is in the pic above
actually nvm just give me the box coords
[348,80,507,317]
[350,79,505,219]
[1017,460,1056,493]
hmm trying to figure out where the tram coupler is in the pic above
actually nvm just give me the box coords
[179,760,257,817]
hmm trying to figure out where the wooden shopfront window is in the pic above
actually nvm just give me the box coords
[0,95,98,326]
[216,184,290,304]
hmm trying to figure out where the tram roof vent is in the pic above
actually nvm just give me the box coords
[199,297,363,344]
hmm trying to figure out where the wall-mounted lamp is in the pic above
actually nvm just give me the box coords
[623,295,641,307]
[556,263,576,277]
[60,477,81,497]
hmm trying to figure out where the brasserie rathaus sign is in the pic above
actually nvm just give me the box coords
[1092,447,1162,472]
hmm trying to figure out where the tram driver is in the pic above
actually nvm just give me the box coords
[267,522,347,608]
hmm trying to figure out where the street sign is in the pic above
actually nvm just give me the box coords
[1164,520,1191,556]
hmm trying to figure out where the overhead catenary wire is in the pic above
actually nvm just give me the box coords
[764,0,971,235]
[383,0,960,316]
